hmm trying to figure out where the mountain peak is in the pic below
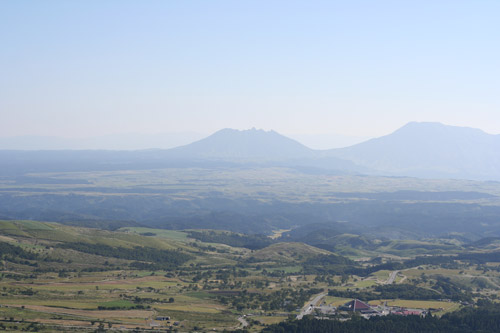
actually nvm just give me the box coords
[169,128,314,161]
[330,122,500,180]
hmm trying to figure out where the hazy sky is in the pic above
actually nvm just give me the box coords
[1,0,499,140]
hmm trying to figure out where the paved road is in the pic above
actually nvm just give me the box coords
[297,292,327,319]
[237,316,248,328]
[386,270,399,284]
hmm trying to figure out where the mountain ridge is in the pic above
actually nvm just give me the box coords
[1,122,499,181]
[327,122,500,180]
[166,127,316,161]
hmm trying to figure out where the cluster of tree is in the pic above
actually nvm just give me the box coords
[129,261,179,271]
[218,288,323,312]
[190,242,229,253]
[263,301,500,332]
[361,252,500,277]
[129,295,173,304]
[457,251,500,264]
[430,276,474,302]
[56,242,192,268]
[309,252,500,278]
[302,253,456,277]
[0,241,39,261]
[187,231,273,250]
[302,254,359,275]
[361,256,456,276]
[1,257,38,267]
[80,266,119,272]
[1,287,37,296]
[97,304,149,310]
[0,321,41,332]
[190,267,249,284]
[305,254,356,266]
[1,273,37,281]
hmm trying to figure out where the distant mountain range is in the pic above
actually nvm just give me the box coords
[163,122,500,180]
[327,122,500,180]
[1,122,499,181]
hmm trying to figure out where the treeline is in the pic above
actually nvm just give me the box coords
[129,261,186,271]
[218,288,323,312]
[458,251,500,263]
[305,254,355,266]
[365,252,500,275]
[0,241,40,267]
[263,301,500,332]
[302,254,453,277]
[363,256,454,275]
[187,231,273,250]
[431,276,474,302]
[56,242,192,268]
[97,304,148,310]
[302,254,359,275]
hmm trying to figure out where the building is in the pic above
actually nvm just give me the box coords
[339,299,380,316]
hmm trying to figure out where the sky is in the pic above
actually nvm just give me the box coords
[1,0,499,147]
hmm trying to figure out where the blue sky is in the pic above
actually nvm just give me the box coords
[1,0,499,141]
